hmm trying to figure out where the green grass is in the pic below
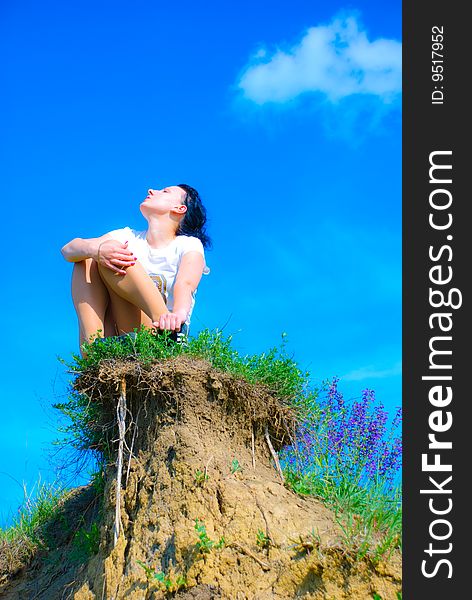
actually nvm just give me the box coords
[0,477,72,576]
[283,447,402,561]
[256,529,271,550]
[64,327,309,404]
[53,326,311,466]
[136,559,187,592]
[194,518,225,554]
[194,468,209,487]
[230,459,242,474]
[70,519,100,564]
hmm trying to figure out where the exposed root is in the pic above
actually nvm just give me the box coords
[113,377,127,547]
[264,424,285,484]
[225,542,271,571]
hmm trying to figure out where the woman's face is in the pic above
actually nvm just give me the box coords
[140,186,187,217]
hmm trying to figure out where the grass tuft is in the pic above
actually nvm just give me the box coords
[53,327,308,467]
[0,478,71,577]
[70,519,100,564]
[64,327,309,403]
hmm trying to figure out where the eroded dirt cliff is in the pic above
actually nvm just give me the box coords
[0,356,401,599]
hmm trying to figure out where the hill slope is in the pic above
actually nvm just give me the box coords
[0,356,401,599]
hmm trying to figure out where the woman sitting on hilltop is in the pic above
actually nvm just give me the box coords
[61,184,211,351]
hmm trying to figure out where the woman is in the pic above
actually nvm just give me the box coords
[61,184,211,350]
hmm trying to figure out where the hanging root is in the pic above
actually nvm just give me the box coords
[125,404,141,488]
[204,455,214,480]
[251,423,256,470]
[113,376,127,547]
[264,423,285,484]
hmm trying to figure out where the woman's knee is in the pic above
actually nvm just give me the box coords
[72,258,109,315]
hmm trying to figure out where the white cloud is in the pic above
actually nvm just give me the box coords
[238,14,401,105]
[342,362,402,382]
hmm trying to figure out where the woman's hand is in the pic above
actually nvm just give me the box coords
[96,239,137,275]
[153,309,187,332]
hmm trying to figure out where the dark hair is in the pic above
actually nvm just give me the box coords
[176,184,212,249]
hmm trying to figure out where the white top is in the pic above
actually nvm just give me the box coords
[107,226,210,327]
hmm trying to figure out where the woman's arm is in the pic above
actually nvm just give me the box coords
[61,235,136,275]
[61,235,112,262]
[155,251,205,331]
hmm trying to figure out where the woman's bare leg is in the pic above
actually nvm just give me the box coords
[72,259,110,347]
[104,305,118,337]
[97,261,168,323]
[106,285,153,335]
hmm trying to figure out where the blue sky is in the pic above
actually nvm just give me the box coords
[0,0,401,526]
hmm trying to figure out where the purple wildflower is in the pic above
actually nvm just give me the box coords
[279,379,402,497]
